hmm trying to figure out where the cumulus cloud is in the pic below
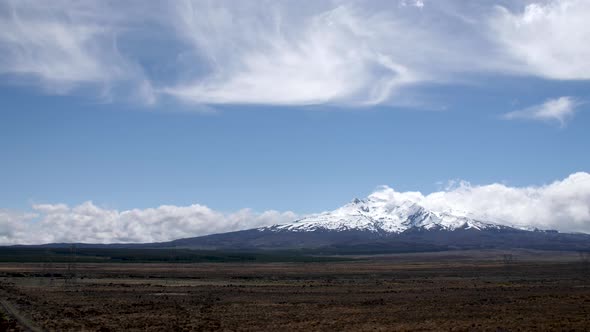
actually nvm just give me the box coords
[0,210,38,245]
[0,0,589,106]
[0,202,297,245]
[370,172,590,233]
[503,96,582,127]
[1,173,589,244]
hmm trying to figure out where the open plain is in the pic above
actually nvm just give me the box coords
[1,249,589,331]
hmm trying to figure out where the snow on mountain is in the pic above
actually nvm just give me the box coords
[263,196,507,234]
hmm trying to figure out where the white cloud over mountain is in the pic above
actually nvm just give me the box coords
[0,0,589,106]
[371,172,590,234]
[1,172,589,245]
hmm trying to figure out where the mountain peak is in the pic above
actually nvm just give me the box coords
[351,198,363,204]
[264,196,507,234]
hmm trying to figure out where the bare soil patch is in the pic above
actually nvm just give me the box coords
[0,250,589,331]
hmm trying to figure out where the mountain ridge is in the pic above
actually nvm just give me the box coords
[9,196,589,253]
[262,197,514,234]
[157,196,590,252]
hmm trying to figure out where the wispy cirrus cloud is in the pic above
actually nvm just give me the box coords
[503,97,582,127]
[163,4,430,106]
[0,0,155,103]
[0,0,589,107]
[490,0,590,80]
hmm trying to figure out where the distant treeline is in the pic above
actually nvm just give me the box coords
[0,247,352,263]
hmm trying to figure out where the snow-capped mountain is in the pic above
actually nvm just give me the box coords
[157,196,590,252]
[263,197,506,234]
[30,194,590,252]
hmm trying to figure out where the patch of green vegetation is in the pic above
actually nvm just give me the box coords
[0,247,354,263]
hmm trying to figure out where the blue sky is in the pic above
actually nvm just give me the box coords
[1,0,590,243]
[2,76,588,213]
